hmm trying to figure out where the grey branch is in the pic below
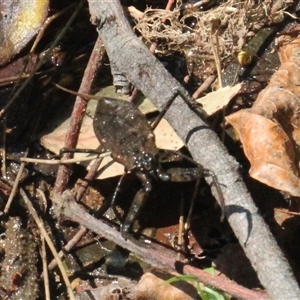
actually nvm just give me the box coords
[84,1,300,299]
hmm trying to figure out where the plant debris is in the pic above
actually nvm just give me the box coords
[135,0,292,70]
[0,0,49,65]
[226,24,300,196]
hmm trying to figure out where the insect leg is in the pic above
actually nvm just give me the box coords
[59,147,104,157]
[121,172,152,240]
[150,88,207,130]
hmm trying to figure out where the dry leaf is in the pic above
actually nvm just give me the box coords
[42,83,238,180]
[226,110,300,196]
[134,273,197,300]
[98,85,157,114]
[41,91,184,179]
[0,0,49,65]
[226,25,300,196]
[196,83,242,115]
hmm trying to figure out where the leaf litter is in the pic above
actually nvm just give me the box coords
[1,1,300,299]
[226,24,300,197]
[41,86,185,179]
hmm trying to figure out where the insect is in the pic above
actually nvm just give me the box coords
[57,85,225,240]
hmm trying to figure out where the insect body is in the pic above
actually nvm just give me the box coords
[93,98,171,238]
[93,93,224,240]
[56,84,224,240]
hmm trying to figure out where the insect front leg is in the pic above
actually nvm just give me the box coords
[202,169,225,221]
[121,172,152,240]
[59,147,104,157]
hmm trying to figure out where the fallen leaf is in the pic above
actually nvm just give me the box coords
[0,0,49,65]
[42,82,237,180]
[134,272,197,300]
[98,85,157,114]
[196,83,242,115]
[226,25,300,196]
[41,90,184,179]
[226,110,300,196]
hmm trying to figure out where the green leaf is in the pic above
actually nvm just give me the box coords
[165,271,230,300]
[164,274,199,284]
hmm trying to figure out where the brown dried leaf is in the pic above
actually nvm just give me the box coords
[226,25,300,196]
[226,110,300,196]
[41,92,184,179]
[134,272,197,300]
[226,25,300,197]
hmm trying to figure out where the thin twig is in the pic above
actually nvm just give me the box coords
[4,148,29,214]
[0,118,7,177]
[53,190,268,300]
[177,192,185,261]
[54,36,105,193]
[274,208,300,216]
[41,235,51,300]
[30,3,76,54]
[20,153,109,164]
[48,227,88,271]
[149,0,174,54]
[192,75,216,99]
[0,74,30,84]
[210,27,222,88]
[20,188,75,300]
[185,178,201,231]
[75,156,104,201]
[48,157,103,270]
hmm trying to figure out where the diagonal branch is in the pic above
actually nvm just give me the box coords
[84,1,300,299]
[53,190,268,300]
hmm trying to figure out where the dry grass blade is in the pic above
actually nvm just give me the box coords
[20,152,110,164]
[41,236,51,300]
[20,188,76,300]
[4,148,29,214]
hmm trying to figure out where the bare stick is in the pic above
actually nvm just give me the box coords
[0,118,7,177]
[48,157,103,271]
[192,74,216,99]
[75,156,104,201]
[20,152,109,165]
[20,188,75,300]
[48,227,87,271]
[41,235,51,300]
[4,148,29,214]
[0,74,30,84]
[54,36,105,194]
[53,190,268,300]
[210,25,222,88]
